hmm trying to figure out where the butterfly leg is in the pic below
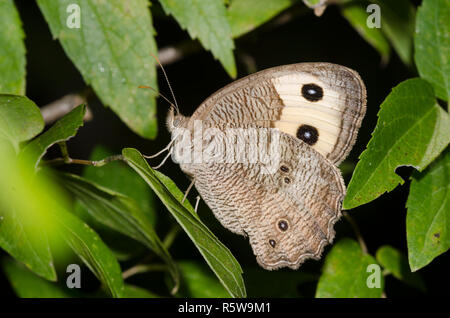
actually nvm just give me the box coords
[182,178,195,203]
[194,195,201,213]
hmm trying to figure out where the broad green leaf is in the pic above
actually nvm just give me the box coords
[122,148,246,298]
[82,145,156,225]
[344,79,450,209]
[0,95,44,152]
[123,284,159,298]
[54,207,125,298]
[37,0,159,139]
[175,260,230,298]
[415,0,450,101]
[227,0,295,38]
[316,238,384,298]
[159,0,236,78]
[0,140,56,281]
[20,105,86,168]
[58,172,179,294]
[406,148,450,271]
[0,0,26,95]
[2,258,73,298]
[341,3,390,63]
[375,245,425,291]
[373,0,416,66]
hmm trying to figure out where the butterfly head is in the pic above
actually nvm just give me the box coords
[166,106,188,133]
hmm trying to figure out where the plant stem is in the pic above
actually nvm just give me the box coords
[343,211,368,254]
[163,225,181,249]
[43,154,124,167]
[122,263,167,280]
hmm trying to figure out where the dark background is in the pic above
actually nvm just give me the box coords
[2,0,447,298]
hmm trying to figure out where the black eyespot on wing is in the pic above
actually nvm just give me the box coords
[301,83,323,102]
[280,165,289,173]
[284,177,291,184]
[269,239,276,248]
[278,220,289,231]
[296,125,319,145]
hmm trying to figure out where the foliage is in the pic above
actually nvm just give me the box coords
[0,0,448,298]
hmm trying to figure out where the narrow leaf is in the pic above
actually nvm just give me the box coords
[2,258,73,298]
[37,0,159,138]
[122,148,246,298]
[406,148,450,271]
[341,3,390,63]
[159,0,236,78]
[54,207,125,298]
[375,245,425,291]
[58,172,179,293]
[20,104,86,168]
[415,0,450,101]
[0,0,26,95]
[344,79,450,209]
[316,238,384,298]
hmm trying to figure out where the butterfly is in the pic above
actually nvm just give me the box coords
[165,63,366,270]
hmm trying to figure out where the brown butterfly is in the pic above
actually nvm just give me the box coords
[166,63,366,270]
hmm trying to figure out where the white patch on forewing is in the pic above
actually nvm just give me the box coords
[271,73,343,157]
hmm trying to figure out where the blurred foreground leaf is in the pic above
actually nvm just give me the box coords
[122,148,246,298]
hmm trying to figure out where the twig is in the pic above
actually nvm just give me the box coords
[343,211,368,254]
[43,154,124,167]
[122,263,167,280]
[41,91,93,124]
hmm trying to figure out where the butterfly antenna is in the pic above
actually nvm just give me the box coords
[138,85,177,110]
[150,51,180,115]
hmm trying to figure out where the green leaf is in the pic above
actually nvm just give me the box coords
[175,260,230,298]
[0,140,56,282]
[415,0,450,101]
[159,0,236,78]
[344,79,450,209]
[122,148,246,298]
[302,0,326,8]
[20,105,86,168]
[54,207,125,298]
[373,0,416,66]
[0,95,44,152]
[341,2,390,63]
[316,238,384,298]
[227,0,295,38]
[36,0,159,138]
[375,245,425,291]
[123,284,159,298]
[0,0,26,95]
[2,258,73,298]
[82,146,156,225]
[406,148,450,271]
[58,172,180,294]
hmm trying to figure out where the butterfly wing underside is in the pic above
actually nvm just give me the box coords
[190,131,345,270]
